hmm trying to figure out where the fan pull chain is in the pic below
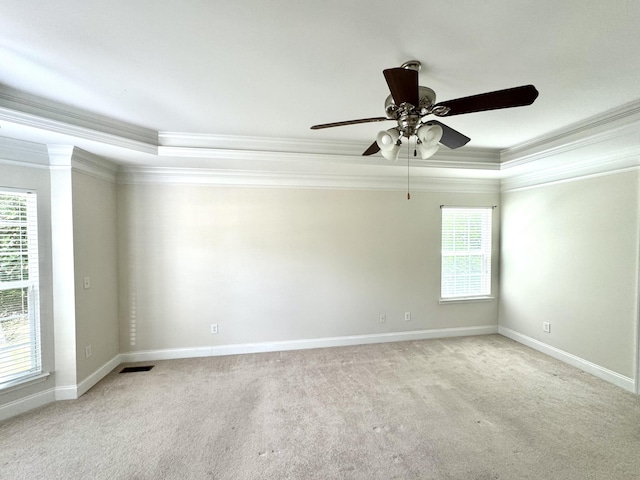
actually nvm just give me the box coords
[407,140,412,200]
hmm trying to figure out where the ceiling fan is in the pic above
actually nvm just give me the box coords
[311,61,539,161]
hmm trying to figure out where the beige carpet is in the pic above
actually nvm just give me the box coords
[1,335,639,479]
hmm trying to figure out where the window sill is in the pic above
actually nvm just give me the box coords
[0,372,50,394]
[439,296,495,304]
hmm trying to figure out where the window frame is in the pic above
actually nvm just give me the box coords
[440,205,494,303]
[0,189,42,389]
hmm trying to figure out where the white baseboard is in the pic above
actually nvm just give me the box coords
[76,354,122,397]
[120,346,211,363]
[54,385,78,401]
[499,326,636,393]
[0,387,56,422]
[55,354,123,401]
[120,325,498,363]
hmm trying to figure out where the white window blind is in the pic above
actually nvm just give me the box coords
[441,206,492,299]
[0,190,41,386]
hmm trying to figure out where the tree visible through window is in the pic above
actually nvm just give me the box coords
[0,190,41,385]
[441,206,492,299]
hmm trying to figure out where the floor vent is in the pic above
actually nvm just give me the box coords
[120,365,154,373]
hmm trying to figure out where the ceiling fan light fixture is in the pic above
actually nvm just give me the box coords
[417,123,443,144]
[416,143,439,160]
[380,145,401,162]
[376,128,401,161]
[416,124,443,159]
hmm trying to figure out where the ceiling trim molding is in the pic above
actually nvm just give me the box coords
[0,86,158,154]
[158,144,501,171]
[159,131,501,162]
[46,145,118,182]
[0,106,158,156]
[0,136,50,166]
[501,147,640,192]
[502,165,640,193]
[46,145,74,167]
[70,148,119,183]
[501,98,640,169]
[118,166,500,194]
[499,98,640,190]
[159,131,369,156]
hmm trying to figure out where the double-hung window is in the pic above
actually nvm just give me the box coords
[441,206,493,300]
[0,190,41,386]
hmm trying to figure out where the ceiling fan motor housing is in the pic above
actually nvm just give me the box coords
[385,86,437,136]
[385,86,437,116]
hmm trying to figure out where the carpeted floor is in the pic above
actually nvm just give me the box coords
[1,334,639,479]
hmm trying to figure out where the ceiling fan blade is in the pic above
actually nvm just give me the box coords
[310,117,390,130]
[383,68,419,107]
[434,84,539,117]
[362,141,380,156]
[425,120,471,149]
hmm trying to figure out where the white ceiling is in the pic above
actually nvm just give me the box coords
[1,1,640,164]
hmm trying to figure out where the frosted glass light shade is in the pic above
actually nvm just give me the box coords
[376,128,401,161]
[416,124,443,160]
[416,143,439,159]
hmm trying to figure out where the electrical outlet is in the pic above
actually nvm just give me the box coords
[379,314,386,323]
[543,322,551,333]
[211,324,218,334]
[85,344,92,358]
[83,276,91,289]
[404,312,411,322]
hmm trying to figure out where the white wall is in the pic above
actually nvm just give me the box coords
[72,169,119,383]
[0,138,55,411]
[499,170,640,379]
[118,183,500,353]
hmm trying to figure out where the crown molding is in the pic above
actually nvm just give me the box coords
[46,145,118,182]
[159,131,501,162]
[0,136,50,167]
[4,85,640,191]
[118,166,500,193]
[499,98,640,190]
[159,131,369,156]
[70,149,118,183]
[158,145,500,170]
[158,135,501,173]
[501,147,640,192]
[0,86,158,155]
[501,98,640,169]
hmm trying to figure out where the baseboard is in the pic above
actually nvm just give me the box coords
[55,354,123,401]
[120,346,212,363]
[120,325,498,363]
[76,354,122,397]
[499,326,636,393]
[0,387,56,422]
[54,385,78,401]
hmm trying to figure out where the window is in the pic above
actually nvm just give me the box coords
[441,206,492,299]
[0,190,41,386]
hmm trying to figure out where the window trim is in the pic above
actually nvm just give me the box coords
[0,372,49,393]
[439,296,495,304]
[440,205,494,301]
[0,189,42,388]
